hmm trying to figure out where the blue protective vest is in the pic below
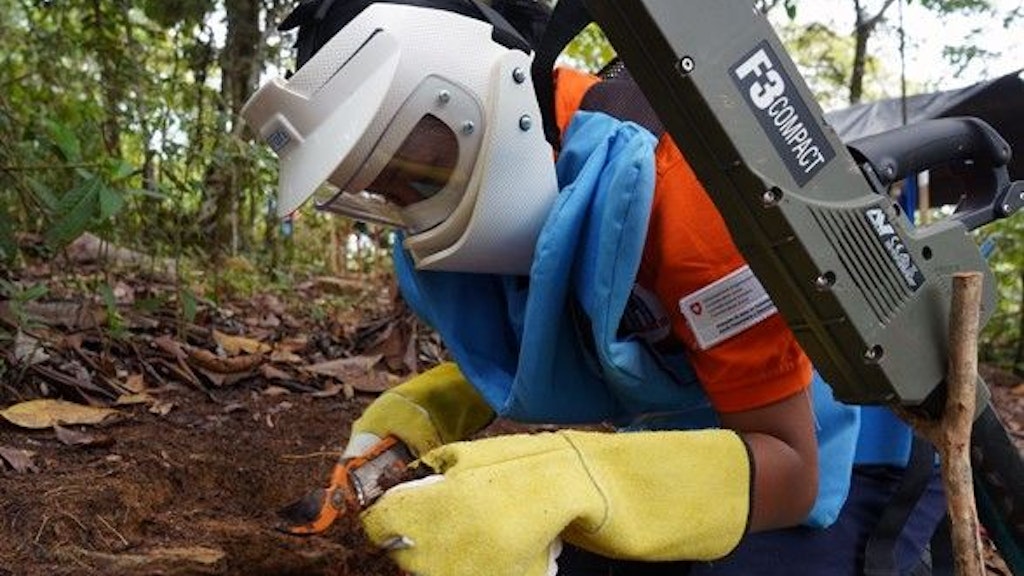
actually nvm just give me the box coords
[394,110,913,527]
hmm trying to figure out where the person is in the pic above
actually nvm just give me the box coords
[242,1,949,574]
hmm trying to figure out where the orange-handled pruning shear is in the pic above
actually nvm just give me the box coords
[277,435,418,535]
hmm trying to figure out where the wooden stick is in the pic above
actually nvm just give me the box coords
[896,271,985,575]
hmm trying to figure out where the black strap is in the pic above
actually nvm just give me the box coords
[579,63,665,140]
[531,0,592,149]
[466,0,532,53]
[863,436,937,576]
[282,0,532,69]
[927,516,955,576]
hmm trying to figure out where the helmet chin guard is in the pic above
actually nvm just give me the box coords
[243,4,558,276]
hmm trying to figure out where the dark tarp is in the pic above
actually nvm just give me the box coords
[825,69,1024,207]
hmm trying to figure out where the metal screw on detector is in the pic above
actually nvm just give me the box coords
[814,271,836,291]
[863,345,884,363]
[761,187,782,207]
[676,56,695,75]
[437,90,451,105]
[519,115,533,131]
[512,67,527,84]
[461,121,475,135]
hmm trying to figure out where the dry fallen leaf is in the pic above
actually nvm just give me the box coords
[0,399,121,429]
[269,349,303,364]
[149,400,175,416]
[53,424,115,448]
[0,446,39,473]
[213,330,271,356]
[189,348,263,374]
[344,371,393,393]
[116,392,155,406]
[260,364,294,381]
[13,331,50,366]
[302,355,389,393]
[311,384,343,399]
[121,373,147,393]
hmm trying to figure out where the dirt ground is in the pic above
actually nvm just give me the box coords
[0,375,401,575]
[0,261,1022,575]
[2,368,1022,576]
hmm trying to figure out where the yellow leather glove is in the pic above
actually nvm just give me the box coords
[344,362,495,458]
[361,429,751,576]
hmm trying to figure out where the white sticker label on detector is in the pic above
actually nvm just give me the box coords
[678,265,778,350]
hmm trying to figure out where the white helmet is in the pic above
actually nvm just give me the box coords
[241,1,558,275]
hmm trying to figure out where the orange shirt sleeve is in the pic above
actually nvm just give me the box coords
[637,136,812,414]
[553,67,600,136]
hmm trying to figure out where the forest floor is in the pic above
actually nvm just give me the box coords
[0,242,1022,575]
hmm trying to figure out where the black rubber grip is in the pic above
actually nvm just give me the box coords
[848,117,1011,188]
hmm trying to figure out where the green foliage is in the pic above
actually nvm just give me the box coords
[915,0,990,12]
[179,287,198,325]
[776,22,860,109]
[979,219,1024,369]
[561,24,616,73]
[97,281,127,339]
[142,0,215,28]
[0,279,49,334]
[942,43,999,77]
[33,121,136,251]
[0,204,16,265]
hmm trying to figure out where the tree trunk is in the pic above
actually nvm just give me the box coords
[204,0,261,260]
[88,0,127,156]
[849,0,897,104]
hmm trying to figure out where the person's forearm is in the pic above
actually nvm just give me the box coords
[742,431,818,529]
[720,388,819,531]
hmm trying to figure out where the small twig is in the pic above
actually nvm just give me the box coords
[280,450,343,461]
[60,511,89,534]
[96,514,129,547]
[895,272,985,575]
[34,515,50,544]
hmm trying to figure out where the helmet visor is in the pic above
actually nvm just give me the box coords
[316,76,483,233]
[367,114,459,207]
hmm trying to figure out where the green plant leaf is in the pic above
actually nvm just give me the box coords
[45,178,100,248]
[27,178,60,213]
[134,296,167,314]
[98,184,125,220]
[98,282,116,311]
[17,284,48,303]
[109,158,135,180]
[179,288,197,324]
[0,207,15,264]
[44,119,82,163]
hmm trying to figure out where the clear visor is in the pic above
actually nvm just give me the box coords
[316,77,484,233]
